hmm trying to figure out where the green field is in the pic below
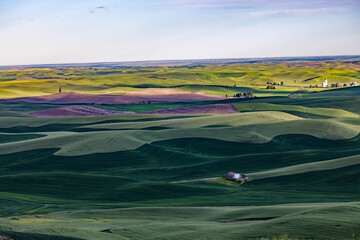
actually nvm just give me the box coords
[0,60,359,240]
[1,61,359,99]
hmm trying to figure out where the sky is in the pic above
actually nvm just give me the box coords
[0,0,359,65]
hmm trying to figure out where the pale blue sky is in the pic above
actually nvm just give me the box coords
[0,0,359,65]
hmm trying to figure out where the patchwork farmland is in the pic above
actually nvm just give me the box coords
[0,57,360,240]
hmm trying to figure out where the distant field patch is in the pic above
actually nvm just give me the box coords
[0,117,358,156]
[0,134,45,144]
[232,102,359,118]
[248,153,360,181]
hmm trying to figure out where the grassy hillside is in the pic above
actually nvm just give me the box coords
[0,134,359,215]
[1,61,359,99]
[1,202,359,240]
[0,61,359,239]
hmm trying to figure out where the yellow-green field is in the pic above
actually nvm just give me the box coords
[1,61,359,99]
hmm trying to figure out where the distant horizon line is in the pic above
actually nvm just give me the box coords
[1,54,360,68]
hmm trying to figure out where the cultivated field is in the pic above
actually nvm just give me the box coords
[0,58,359,240]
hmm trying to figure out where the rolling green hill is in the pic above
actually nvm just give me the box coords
[1,202,359,240]
[1,61,359,99]
[0,61,359,239]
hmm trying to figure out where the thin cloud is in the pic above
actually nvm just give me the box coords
[154,0,360,10]
[225,7,348,18]
[90,6,109,14]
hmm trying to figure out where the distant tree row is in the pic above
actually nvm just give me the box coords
[266,81,283,89]
[232,90,255,98]
[309,83,352,88]
[267,81,284,86]
[266,85,276,89]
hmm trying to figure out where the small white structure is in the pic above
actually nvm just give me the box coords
[226,172,248,181]
[350,81,358,86]
[322,78,328,88]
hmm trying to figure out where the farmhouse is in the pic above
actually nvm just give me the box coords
[226,172,248,181]
[322,78,328,88]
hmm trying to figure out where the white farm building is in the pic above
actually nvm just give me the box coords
[322,78,328,88]
[226,172,248,181]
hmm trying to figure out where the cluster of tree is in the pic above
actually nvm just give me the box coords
[266,81,283,89]
[232,90,255,98]
[328,83,348,88]
[266,85,276,89]
[267,81,284,86]
[310,83,351,88]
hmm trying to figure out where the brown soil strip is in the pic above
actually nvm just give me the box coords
[1,89,223,104]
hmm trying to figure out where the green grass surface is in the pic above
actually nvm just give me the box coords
[248,154,360,181]
[0,61,359,239]
[0,133,45,144]
[0,202,359,240]
[232,102,358,118]
[1,61,359,99]
[0,116,358,156]
[0,134,359,216]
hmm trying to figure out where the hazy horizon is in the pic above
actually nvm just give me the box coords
[2,55,360,68]
[1,0,360,66]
